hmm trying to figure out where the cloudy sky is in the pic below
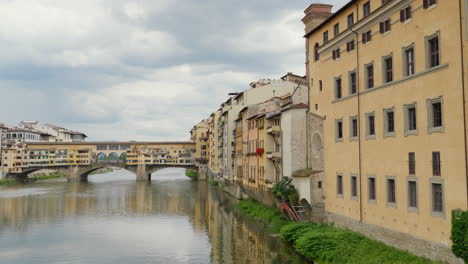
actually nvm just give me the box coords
[0,0,347,141]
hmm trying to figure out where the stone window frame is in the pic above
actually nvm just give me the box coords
[349,115,359,141]
[364,61,374,89]
[406,176,419,213]
[367,175,377,204]
[385,175,397,208]
[427,96,444,134]
[383,107,396,138]
[429,177,445,218]
[381,53,393,84]
[335,118,344,143]
[350,173,359,200]
[404,102,418,136]
[365,111,376,140]
[336,173,344,198]
[348,69,357,95]
[425,31,441,69]
[402,42,415,77]
[334,75,343,99]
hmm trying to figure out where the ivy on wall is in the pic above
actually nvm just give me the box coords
[451,209,468,262]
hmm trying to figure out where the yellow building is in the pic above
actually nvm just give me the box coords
[304,0,468,261]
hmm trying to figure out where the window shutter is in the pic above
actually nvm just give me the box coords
[423,0,429,8]
[407,7,412,19]
[400,10,405,22]
[368,32,372,42]
[362,33,366,43]
[380,22,384,33]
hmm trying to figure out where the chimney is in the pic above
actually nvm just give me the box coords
[302,3,333,35]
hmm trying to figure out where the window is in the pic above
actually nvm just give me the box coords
[384,56,393,83]
[334,23,340,37]
[428,36,440,68]
[362,30,372,44]
[350,116,358,140]
[408,179,418,209]
[380,19,391,34]
[314,43,320,61]
[431,182,444,214]
[332,49,341,60]
[349,71,357,94]
[432,151,441,176]
[404,103,417,135]
[347,13,354,28]
[387,177,396,205]
[404,47,415,76]
[346,40,355,52]
[363,2,371,17]
[423,0,436,9]
[366,64,374,89]
[366,112,376,139]
[351,175,358,198]
[400,6,412,22]
[319,80,323,91]
[428,97,443,133]
[336,119,343,142]
[368,176,376,201]
[337,174,343,196]
[383,108,395,137]
[323,31,329,44]
[335,77,342,99]
[408,152,416,175]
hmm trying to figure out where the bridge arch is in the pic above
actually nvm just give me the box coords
[120,152,127,161]
[97,152,107,161]
[108,152,120,161]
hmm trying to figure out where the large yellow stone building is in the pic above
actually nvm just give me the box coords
[304,0,468,261]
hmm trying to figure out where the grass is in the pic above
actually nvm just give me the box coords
[89,168,113,175]
[185,169,198,180]
[32,173,66,180]
[0,179,16,186]
[236,199,438,264]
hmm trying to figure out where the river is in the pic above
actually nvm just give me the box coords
[0,168,308,264]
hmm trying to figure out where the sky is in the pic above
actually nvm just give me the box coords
[0,0,347,141]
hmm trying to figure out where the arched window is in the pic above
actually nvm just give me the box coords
[314,43,320,61]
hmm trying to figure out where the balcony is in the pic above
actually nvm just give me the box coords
[267,125,281,135]
[266,151,281,160]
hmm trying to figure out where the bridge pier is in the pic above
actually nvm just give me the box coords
[135,164,151,181]
[67,166,83,182]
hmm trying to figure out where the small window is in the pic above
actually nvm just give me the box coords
[384,56,393,83]
[387,178,396,204]
[351,175,358,198]
[363,1,371,17]
[332,49,341,60]
[349,71,357,94]
[346,40,355,52]
[379,19,391,34]
[314,43,320,61]
[362,30,372,44]
[335,78,342,99]
[323,31,329,44]
[368,177,376,201]
[347,13,354,28]
[408,179,418,209]
[366,64,374,89]
[383,108,395,137]
[432,151,441,176]
[404,104,417,135]
[350,116,358,140]
[318,181,322,189]
[408,152,416,175]
[405,47,415,76]
[334,23,340,37]
[428,97,443,133]
[366,113,376,139]
[431,182,444,213]
[336,119,343,141]
[337,174,343,196]
[428,36,440,68]
[423,0,436,9]
[400,6,412,22]
[319,80,323,91]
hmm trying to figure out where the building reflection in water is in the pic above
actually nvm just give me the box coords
[0,170,307,264]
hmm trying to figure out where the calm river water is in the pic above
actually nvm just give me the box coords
[0,168,308,264]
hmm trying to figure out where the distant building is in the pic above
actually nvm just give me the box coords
[18,121,87,142]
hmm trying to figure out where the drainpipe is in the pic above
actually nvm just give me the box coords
[350,2,363,222]
[458,0,468,207]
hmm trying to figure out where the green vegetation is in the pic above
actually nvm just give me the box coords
[451,209,468,262]
[235,199,289,232]
[0,179,16,186]
[90,168,113,175]
[236,198,436,264]
[185,169,198,180]
[32,173,65,180]
[271,177,299,205]
[210,180,219,187]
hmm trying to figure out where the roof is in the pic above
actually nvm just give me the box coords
[304,0,356,38]
[69,131,88,137]
[283,103,309,111]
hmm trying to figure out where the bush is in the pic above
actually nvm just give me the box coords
[236,199,289,232]
[271,176,299,205]
[185,169,198,180]
[451,209,468,262]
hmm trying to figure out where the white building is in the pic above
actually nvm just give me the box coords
[18,121,87,142]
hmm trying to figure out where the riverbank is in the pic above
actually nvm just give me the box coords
[185,169,198,180]
[236,199,438,264]
[0,179,16,186]
[32,173,66,180]
[90,168,113,175]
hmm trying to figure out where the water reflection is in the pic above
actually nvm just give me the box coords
[0,168,307,264]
